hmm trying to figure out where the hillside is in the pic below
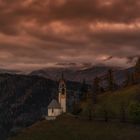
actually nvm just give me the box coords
[9,84,140,140]
[0,73,82,140]
[30,66,134,84]
[9,115,140,140]
[80,84,140,121]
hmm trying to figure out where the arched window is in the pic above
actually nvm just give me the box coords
[52,108,54,113]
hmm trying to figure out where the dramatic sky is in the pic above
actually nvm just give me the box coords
[0,0,140,71]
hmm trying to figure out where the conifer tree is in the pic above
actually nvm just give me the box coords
[86,92,93,121]
[93,77,100,104]
[125,71,131,86]
[135,57,140,73]
[134,57,140,83]
[107,69,115,91]
[126,69,136,86]
[80,79,88,100]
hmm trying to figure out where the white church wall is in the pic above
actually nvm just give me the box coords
[60,98,66,113]
[45,116,56,120]
[48,108,62,117]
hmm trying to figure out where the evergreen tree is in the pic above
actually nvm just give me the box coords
[125,71,135,86]
[107,69,115,91]
[86,92,93,121]
[93,77,100,104]
[134,57,140,83]
[135,57,140,73]
[80,79,88,100]
[125,71,131,86]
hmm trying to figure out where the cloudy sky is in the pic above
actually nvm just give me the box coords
[0,0,140,71]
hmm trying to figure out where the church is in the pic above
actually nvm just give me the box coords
[46,74,67,120]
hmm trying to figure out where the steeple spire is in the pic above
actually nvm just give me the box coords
[61,72,64,80]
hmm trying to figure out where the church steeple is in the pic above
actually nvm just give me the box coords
[58,73,67,113]
[61,72,64,80]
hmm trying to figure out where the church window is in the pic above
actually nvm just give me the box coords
[52,108,54,113]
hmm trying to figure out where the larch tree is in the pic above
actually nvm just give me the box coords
[107,69,115,91]
[93,77,100,104]
[134,57,140,83]
[80,79,88,100]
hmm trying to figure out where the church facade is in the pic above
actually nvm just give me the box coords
[48,99,62,117]
[58,74,67,113]
[47,74,67,119]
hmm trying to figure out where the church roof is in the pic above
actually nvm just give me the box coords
[48,99,61,109]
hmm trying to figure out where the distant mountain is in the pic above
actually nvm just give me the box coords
[0,68,21,74]
[30,66,135,84]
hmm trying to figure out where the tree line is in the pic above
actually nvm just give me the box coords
[73,57,140,123]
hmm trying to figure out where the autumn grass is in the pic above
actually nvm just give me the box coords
[9,114,140,140]
[81,84,140,118]
[9,84,140,140]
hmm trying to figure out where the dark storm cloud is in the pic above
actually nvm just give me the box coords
[0,0,140,34]
[48,0,140,23]
[0,0,139,71]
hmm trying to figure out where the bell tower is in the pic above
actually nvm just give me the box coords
[58,73,67,113]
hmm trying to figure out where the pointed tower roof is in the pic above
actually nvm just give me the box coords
[60,72,65,81]
[59,72,66,84]
[61,72,64,80]
[48,99,61,109]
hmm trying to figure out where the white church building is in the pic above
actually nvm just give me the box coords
[46,74,67,120]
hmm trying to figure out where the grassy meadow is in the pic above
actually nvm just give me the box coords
[9,115,140,140]
[81,84,140,120]
[9,84,140,140]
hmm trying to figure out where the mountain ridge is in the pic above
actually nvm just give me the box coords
[30,66,134,84]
